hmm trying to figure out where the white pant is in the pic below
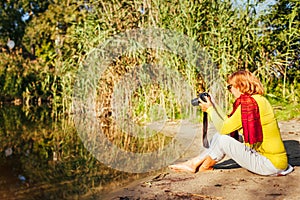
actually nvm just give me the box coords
[200,133,285,176]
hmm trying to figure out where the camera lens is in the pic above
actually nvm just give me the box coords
[191,98,200,106]
[191,92,209,106]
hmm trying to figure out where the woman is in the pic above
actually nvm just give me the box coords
[169,70,293,176]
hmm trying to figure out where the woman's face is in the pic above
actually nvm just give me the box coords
[228,84,242,99]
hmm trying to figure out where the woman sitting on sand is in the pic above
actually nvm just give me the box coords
[169,70,293,176]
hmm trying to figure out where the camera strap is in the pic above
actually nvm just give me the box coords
[202,101,223,148]
[202,112,209,148]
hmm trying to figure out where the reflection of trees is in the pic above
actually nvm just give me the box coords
[0,105,147,199]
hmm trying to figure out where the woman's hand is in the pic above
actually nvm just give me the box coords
[199,96,213,112]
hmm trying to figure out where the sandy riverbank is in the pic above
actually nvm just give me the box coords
[103,119,300,200]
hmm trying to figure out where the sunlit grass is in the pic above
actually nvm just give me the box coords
[266,93,300,121]
[273,103,300,121]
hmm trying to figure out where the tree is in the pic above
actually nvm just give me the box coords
[0,0,50,57]
[259,0,300,98]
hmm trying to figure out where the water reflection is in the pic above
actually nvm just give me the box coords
[0,105,154,199]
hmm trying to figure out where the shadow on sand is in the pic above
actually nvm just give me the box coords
[284,140,300,166]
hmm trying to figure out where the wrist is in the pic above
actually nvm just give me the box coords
[206,106,213,113]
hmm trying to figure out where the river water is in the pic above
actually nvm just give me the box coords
[0,105,157,199]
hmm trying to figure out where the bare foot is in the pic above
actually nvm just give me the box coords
[168,156,210,173]
[168,162,196,173]
[198,156,216,172]
[169,158,199,173]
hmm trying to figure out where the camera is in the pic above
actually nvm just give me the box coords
[191,92,210,106]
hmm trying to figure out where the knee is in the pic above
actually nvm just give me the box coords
[218,134,232,143]
[218,135,237,149]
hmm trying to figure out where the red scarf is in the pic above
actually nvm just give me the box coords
[229,94,263,144]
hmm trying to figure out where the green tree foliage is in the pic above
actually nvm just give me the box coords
[0,0,299,111]
[0,0,50,55]
[0,0,88,108]
[0,1,50,103]
[259,0,299,100]
[21,0,89,111]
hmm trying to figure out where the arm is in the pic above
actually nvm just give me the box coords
[207,105,242,134]
[200,97,242,134]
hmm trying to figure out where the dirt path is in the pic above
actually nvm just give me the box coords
[104,119,300,200]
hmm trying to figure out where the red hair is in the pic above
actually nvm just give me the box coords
[227,70,264,95]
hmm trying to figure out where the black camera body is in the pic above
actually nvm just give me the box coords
[191,92,210,106]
